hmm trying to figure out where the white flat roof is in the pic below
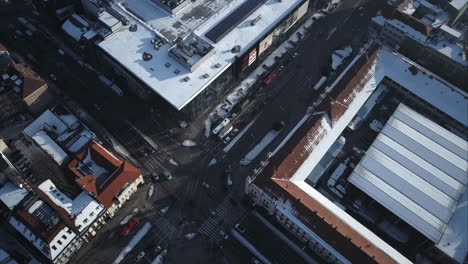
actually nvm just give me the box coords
[99,0,306,109]
[348,104,467,243]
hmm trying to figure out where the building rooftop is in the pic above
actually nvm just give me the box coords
[37,179,104,233]
[374,7,467,66]
[68,142,141,208]
[10,197,77,261]
[1,64,46,99]
[0,182,29,210]
[98,0,307,109]
[23,108,96,165]
[449,0,468,10]
[348,103,467,245]
[251,44,467,263]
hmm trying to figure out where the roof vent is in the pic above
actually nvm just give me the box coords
[231,45,241,53]
[250,15,262,26]
[142,52,152,61]
[202,73,210,79]
[129,24,138,32]
[174,69,180,74]
[183,77,190,82]
[214,63,222,68]
[165,62,171,68]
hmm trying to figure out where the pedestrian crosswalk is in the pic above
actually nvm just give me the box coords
[198,195,247,245]
[146,210,179,241]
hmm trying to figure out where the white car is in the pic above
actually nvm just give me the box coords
[152,174,159,181]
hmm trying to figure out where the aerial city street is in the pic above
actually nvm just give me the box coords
[0,0,467,263]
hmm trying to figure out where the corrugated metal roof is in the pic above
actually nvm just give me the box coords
[349,104,468,243]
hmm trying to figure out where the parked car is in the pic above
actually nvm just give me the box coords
[152,173,159,181]
[119,217,139,236]
[92,103,102,111]
[219,230,229,240]
[235,223,245,233]
[162,171,172,180]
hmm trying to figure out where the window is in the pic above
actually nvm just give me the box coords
[83,218,89,224]
[57,240,62,245]
[52,245,57,250]
[90,212,95,217]
[62,235,67,240]
[67,229,72,234]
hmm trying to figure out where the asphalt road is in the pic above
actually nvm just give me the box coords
[0,0,385,263]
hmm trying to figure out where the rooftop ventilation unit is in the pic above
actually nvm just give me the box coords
[142,52,152,61]
[231,45,241,53]
[250,15,262,26]
[129,24,138,32]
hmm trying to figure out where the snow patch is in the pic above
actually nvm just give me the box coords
[208,158,217,167]
[241,129,280,165]
[182,140,197,147]
[331,46,352,70]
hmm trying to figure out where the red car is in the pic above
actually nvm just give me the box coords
[119,217,139,236]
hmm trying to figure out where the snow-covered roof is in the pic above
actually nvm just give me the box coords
[67,130,94,153]
[449,0,467,10]
[436,189,468,263]
[428,38,466,65]
[99,0,307,110]
[32,131,69,165]
[62,20,84,41]
[38,179,104,232]
[71,14,89,28]
[9,216,77,261]
[385,18,428,42]
[348,104,467,242]
[375,48,467,125]
[374,14,466,65]
[24,110,68,138]
[0,182,29,210]
[23,109,96,164]
[255,44,466,264]
[98,11,120,29]
[440,24,462,38]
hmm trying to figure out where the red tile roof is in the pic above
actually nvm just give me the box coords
[252,44,399,264]
[380,6,433,36]
[15,200,68,244]
[11,64,47,99]
[68,142,141,208]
